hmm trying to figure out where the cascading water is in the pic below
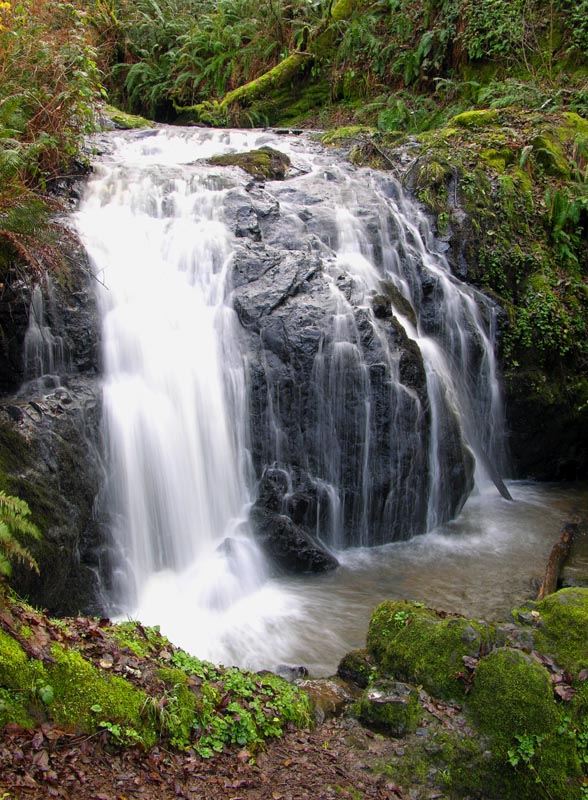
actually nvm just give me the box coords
[23,280,67,388]
[75,127,508,669]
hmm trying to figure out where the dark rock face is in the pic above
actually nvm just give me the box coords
[506,377,588,481]
[225,180,475,549]
[250,468,339,573]
[0,234,103,615]
[0,379,105,615]
[0,271,31,394]
[0,241,100,394]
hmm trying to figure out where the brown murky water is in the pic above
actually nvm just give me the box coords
[264,480,588,676]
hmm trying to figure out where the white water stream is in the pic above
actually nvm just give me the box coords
[74,127,584,676]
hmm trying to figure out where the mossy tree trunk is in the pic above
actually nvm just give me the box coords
[178,0,363,126]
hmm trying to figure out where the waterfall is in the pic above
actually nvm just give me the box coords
[75,127,507,667]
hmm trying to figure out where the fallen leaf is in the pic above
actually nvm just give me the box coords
[554,684,578,701]
[32,749,50,770]
[32,731,45,750]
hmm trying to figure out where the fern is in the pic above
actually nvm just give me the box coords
[0,491,41,578]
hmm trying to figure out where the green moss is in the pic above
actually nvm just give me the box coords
[102,105,154,130]
[0,687,34,727]
[47,645,156,744]
[208,147,291,180]
[468,648,558,742]
[467,647,580,799]
[154,667,197,747]
[1,628,154,744]
[480,146,515,172]
[330,0,356,21]
[412,159,453,213]
[219,52,313,112]
[354,680,420,735]
[0,628,33,690]
[367,601,496,699]
[321,126,374,146]
[515,588,588,673]
[532,133,570,177]
[110,620,171,659]
[561,111,588,137]
[450,109,500,128]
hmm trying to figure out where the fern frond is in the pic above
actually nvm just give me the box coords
[0,491,41,578]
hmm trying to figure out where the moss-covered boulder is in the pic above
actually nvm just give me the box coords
[208,147,291,180]
[466,647,581,799]
[512,587,588,673]
[320,125,374,146]
[337,648,376,688]
[367,600,495,699]
[101,105,154,130]
[468,647,559,742]
[450,109,500,128]
[354,680,420,736]
[532,133,570,177]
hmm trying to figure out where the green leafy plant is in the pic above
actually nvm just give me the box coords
[507,732,545,768]
[0,491,41,579]
[393,610,411,625]
[98,719,145,747]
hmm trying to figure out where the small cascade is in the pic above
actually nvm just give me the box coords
[75,127,508,668]
[23,281,67,387]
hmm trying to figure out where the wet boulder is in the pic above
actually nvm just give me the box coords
[250,505,338,574]
[250,466,338,574]
[296,677,357,723]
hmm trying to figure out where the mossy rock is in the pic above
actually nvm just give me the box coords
[561,111,588,138]
[208,147,291,180]
[102,105,154,130]
[330,0,356,21]
[466,647,581,799]
[354,680,420,736]
[468,647,558,742]
[48,646,155,742]
[512,588,588,673]
[480,147,515,172]
[367,601,496,700]
[532,134,570,178]
[321,126,374,146]
[450,109,500,128]
[337,648,376,688]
